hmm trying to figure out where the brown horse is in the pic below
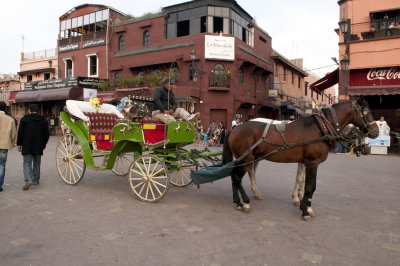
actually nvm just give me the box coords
[222,97,379,221]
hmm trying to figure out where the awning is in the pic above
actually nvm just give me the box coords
[15,87,83,103]
[310,68,339,92]
[347,85,400,96]
[8,91,18,104]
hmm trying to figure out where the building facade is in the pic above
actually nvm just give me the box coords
[107,0,275,127]
[337,0,400,131]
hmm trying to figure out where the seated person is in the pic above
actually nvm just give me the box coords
[152,78,199,123]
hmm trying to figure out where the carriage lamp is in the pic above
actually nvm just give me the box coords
[340,56,350,71]
[190,49,198,82]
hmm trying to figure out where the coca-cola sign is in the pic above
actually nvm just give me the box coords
[350,67,400,86]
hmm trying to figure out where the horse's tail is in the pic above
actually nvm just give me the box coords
[222,131,233,164]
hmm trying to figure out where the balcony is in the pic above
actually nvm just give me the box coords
[21,49,56,61]
[208,74,230,90]
[345,19,400,42]
[57,30,107,49]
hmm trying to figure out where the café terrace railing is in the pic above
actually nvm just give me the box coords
[348,19,400,42]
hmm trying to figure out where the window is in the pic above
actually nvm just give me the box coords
[177,20,190,37]
[64,58,73,78]
[213,63,225,76]
[298,76,301,88]
[114,72,121,82]
[259,36,267,43]
[143,31,151,46]
[27,75,32,82]
[87,54,98,76]
[283,68,287,81]
[239,68,244,84]
[44,73,51,80]
[201,16,207,32]
[292,71,295,84]
[118,35,125,50]
[213,17,223,33]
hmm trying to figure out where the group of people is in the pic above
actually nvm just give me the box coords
[195,120,226,147]
[0,102,49,192]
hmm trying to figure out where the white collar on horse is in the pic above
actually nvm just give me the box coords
[250,118,292,124]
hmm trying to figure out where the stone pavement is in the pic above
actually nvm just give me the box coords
[0,136,399,265]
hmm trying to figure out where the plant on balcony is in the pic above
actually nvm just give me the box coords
[167,67,180,83]
[148,70,164,87]
[132,73,145,87]
[97,80,110,91]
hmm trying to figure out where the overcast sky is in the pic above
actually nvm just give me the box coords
[0,0,339,77]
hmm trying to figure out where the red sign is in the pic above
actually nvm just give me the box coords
[350,67,400,86]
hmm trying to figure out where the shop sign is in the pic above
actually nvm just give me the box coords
[24,77,107,90]
[350,67,400,86]
[205,35,235,61]
[59,43,80,53]
[83,37,106,49]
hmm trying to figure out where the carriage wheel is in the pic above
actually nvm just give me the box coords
[128,155,169,202]
[56,134,86,185]
[169,149,196,187]
[112,153,135,176]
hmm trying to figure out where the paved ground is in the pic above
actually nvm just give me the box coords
[0,136,399,266]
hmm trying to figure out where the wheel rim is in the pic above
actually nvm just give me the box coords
[112,153,134,176]
[56,134,86,185]
[169,150,195,187]
[128,155,169,202]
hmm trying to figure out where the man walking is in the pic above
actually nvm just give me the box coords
[0,101,17,192]
[17,104,49,190]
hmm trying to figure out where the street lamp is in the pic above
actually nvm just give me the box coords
[338,19,350,34]
[190,49,198,82]
[340,55,350,71]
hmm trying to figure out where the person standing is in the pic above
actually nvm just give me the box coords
[207,120,217,139]
[0,101,17,192]
[218,121,226,146]
[17,104,50,190]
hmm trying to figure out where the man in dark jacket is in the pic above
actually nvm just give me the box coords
[152,78,199,123]
[17,104,49,190]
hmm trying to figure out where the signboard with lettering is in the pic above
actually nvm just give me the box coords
[350,67,400,86]
[59,43,80,53]
[205,35,235,61]
[24,77,108,90]
[83,38,106,49]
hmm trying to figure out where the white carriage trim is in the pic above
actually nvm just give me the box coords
[65,100,124,121]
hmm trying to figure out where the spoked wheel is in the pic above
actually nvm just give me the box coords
[128,155,169,202]
[169,149,196,187]
[112,153,135,176]
[56,134,86,185]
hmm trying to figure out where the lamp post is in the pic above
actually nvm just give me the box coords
[340,55,350,71]
[190,49,197,82]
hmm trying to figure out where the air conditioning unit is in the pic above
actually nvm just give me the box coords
[268,89,278,97]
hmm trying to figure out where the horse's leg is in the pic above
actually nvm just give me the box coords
[292,163,305,206]
[249,161,263,200]
[300,164,318,221]
[231,167,251,213]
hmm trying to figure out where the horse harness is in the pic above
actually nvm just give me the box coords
[236,109,342,163]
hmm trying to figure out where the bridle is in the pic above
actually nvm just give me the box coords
[351,101,377,136]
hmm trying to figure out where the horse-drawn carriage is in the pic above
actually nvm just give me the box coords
[56,99,221,202]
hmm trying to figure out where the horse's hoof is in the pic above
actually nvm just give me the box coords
[307,207,315,217]
[242,204,251,213]
[293,201,300,206]
[255,194,263,200]
[236,206,243,211]
[302,215,312,222]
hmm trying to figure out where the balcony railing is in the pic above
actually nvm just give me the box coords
[347,20,400,42]
[209,74,230,89]
[57,30,107,47]
[22,48,56,61]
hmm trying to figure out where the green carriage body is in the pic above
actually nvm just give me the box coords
[59,111,196,170]
[57,109,221,202]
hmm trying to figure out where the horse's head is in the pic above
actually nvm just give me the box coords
[351,97,379,139]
